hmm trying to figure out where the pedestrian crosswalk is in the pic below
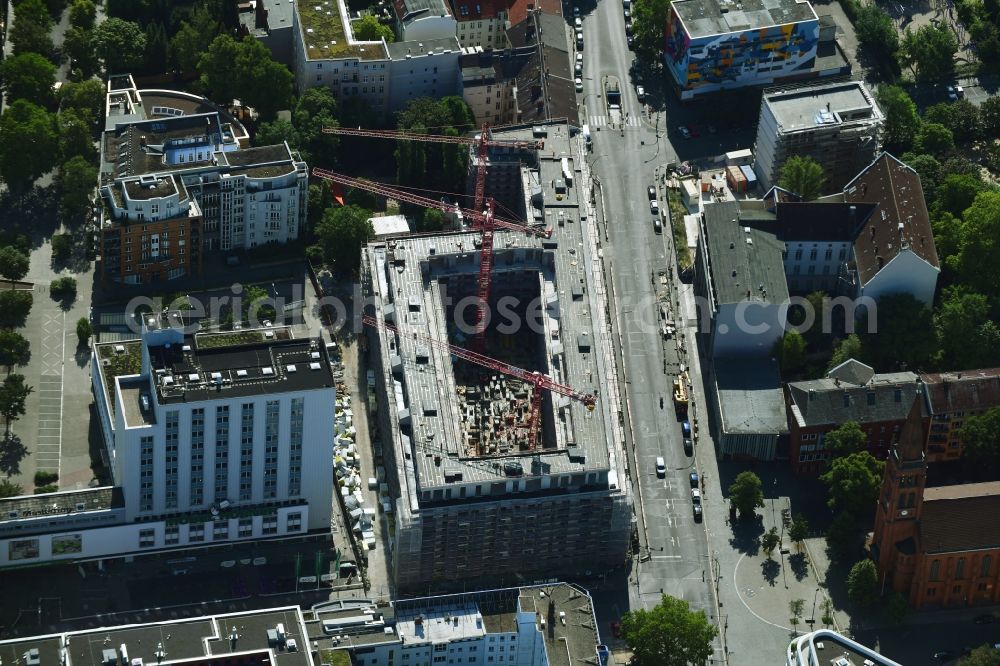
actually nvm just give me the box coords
[589,115,642,128]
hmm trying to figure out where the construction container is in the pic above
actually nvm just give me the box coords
[726,166,747,193]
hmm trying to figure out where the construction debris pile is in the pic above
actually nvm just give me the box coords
[457,371,538,457]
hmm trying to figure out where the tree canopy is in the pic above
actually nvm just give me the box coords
[58,78,106,119]
[728,471,764,520]
[62,26,99,79]
[58,108,96,161]
[0,246,30,285]
[876,86,920,152]
[913,122,955,158]
[825,421,868,458]
[10,0,54,57]
[59,156,98,223]
[776,331,807,376]
[630,0,671,64]
[0,374,33,435]
[314,205,374,276]
[0,330,31,371]
[0,100,59,192]
[820,452,884,518]
[170,5,220,73]
[198,35,294,119]
[935,287,1000,370]
[396,97,475,196]
[854,4,898,60]
[901,24,958,83]
[959,644,1000,666]
[949,191,1000,296]
[828,334,863,371]
[778,155,825,200]
[959,406,1000,467]
[861,293,937,371]
[620,594,718,666]
[69,0,97,29]
[0,52,57,106]
[846,559,879,607]
[353,14,395,42]
[93,18,148,72]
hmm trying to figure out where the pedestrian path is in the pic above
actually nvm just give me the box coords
[34,306,66,476]
[590,115,642,127]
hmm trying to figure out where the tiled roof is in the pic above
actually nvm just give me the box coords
[921,368,1000,415]
[921,482,1000,553]
[787,371,922,427]
[451,0,506,21]
[843,153,939,285]
[507,0,561,27]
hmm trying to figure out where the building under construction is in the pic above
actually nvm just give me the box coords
[362,121,633,594]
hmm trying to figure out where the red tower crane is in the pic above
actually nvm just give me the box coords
[362,314,595,449]
[312,167,551,352]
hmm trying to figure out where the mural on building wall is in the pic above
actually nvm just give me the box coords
[9,538,39,561]
[665,14,819,95]
[52,534,84,556]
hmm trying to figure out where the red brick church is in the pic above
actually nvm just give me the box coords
[869,399,1000,608]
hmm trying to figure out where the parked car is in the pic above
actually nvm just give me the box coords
[690,472,699,488]
[636,85,645,101]
[691,488,701,504]
[647,185,656,200]
[677,125,691,139]
[693,504,703,521]
[682,420,691,437]
[653,218,662,234]
[684,437,693,455]
[650,200,659,216]
[576,52,583,65]
[575,77,583,92]
[627,34,634,49]
[574,16,582,28]
[655,456,666,476]
[624,8,631,19]
[573,4,580,16]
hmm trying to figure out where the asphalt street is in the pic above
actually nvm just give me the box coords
[574,0,720,659]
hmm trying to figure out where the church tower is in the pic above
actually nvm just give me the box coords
[870,394,926,596]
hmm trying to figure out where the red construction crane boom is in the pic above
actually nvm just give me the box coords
[322,123,543,215]
[362,314,595,448]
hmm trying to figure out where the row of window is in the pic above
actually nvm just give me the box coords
[137,513,299,549]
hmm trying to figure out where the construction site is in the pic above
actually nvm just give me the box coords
[320,121,632,593]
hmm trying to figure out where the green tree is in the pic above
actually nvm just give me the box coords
[777,331,807,375]
[10,0,54,57]
[886,592,909,624]
[778,155,826,200]
[959,406,1000,465]
[935,287,1000,370]
[58,156,98,223]
[901,152,942,203]
[0,331,30,372]
[198,36,293,119]
[353,14,395,42]
[62,26,99,78]
[914,122,955,157]
[69,0,97,29]
[854,4,898,59]
[821,452,884,518]
[728,471,764,520]
[58,78,105,119]
[0,100,59,192]
[396,97,474,194]
[0,52,57,106]
[293,87,340,165]
[0,246,31,287]
[761,526,780,559]
[0,433,30,478]
[315,205,374,276]
[861,293,937,371]
[50,276,78,300]
[826,421,868,458]
[50,233,73,262]
[631,0,671,64]
[876,85,920,152]
[255,120,302,152]
[76,317,92,346]
[143,21,170,73]
[619,594,717,666]
[950,191,1000,296]
[0,291,34,328]
[828,333,864,370]
[307,181,334,231]
[900,24,958,83]
[959,645,1000,666]
[58,108,96,161]
[93,18,147,72]
[170,5,219,73]
[421,208,445,231]
[936,173,984,218]
[846,559,879,607]
[982,96,1000,139]
[0,479,23,498]
[788,514,809,551]
[789,599,805,635]
[924,100,982,144]
[0,374,34,435]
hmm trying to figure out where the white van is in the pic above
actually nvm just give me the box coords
[582,124,592,147]
[655,457,666,477]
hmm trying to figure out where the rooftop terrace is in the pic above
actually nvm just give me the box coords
[764,81,880,133]
[296,0,388,60]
